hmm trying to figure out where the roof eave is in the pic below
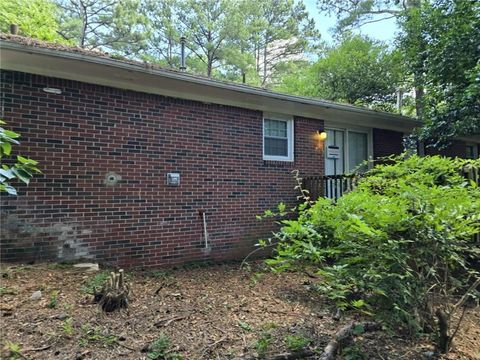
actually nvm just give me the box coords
[0,39,422,132]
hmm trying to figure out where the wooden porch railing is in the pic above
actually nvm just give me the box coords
[303,174,360,201]
[304,164,479,202]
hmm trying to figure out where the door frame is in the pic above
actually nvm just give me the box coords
[324,124,373,174]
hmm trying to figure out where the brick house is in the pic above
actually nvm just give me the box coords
[1,35,479,267]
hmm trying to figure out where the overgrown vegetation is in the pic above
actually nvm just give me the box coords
[0,120,40,195]
[260,155,480,353]
[81,271,111,295]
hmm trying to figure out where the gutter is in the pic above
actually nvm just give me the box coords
[0,40,422,127]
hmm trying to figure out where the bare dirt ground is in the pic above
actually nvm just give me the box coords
[1,261,479,360]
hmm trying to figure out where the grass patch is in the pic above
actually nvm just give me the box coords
[79,324,117,347]
[147,333,183,360]
[150,270,172,279]
[47,262,74,270]
[253,331,273,358]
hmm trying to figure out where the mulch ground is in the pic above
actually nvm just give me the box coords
[0,261,479,359]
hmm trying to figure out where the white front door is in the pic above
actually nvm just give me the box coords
[325,128,370,175]
[324,128,370,199]
[325,129,345,176]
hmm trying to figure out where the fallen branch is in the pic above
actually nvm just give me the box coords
[154,315,187,328]
[233,349,315,360]
[267,350,316,360]
[116,342,138,352]
[23,345,52,352]
[197,335,228,359]
[319,321,381,360]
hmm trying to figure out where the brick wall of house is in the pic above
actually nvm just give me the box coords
[372,128,405,159]
[424,141,467,158]
[0,71,325,268]
[372,128,472,159]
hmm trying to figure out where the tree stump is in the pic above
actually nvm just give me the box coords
[93,269,129,312]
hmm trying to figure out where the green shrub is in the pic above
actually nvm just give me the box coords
[285,335,311,351]
[262,155,480,347]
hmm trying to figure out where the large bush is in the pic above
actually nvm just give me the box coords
[262,155,480,349]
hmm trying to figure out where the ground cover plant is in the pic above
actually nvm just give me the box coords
[1,261,479,359]
[260,155,480,355]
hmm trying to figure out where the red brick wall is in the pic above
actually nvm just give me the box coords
[0,71,325,268]
[424,141,467,158]
[372,128,471,159]
[372,128,405,159]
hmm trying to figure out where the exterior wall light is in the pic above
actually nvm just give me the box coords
[43,87,62,94]
[318,131,327,140]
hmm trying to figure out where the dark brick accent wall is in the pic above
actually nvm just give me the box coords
[372,128,471,159]
[424,141,467,158]
[372,128,405,159]
[0,71,325,268]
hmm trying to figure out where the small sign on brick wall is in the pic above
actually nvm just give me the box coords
[167,172,180,186]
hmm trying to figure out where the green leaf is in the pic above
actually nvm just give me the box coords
[2,129,20,139]
[17,156,38,165]
[352,324,365,335]
[1,142,12,155]
[3,185,18,195]
[0,169,15,180]
[237,321,252,332]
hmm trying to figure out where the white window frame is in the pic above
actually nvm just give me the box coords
[262,113,294,162]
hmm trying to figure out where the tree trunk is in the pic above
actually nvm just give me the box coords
[262,43,268,86]
[415,84,424,119]
[436,308,450,354]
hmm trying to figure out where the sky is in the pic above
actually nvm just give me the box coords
[303,0,399,44]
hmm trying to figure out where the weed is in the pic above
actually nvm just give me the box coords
[47,290,60,309]
[238,320,253,332]
[150,270,172,279]
[261,322,277,331]
[285,335,311,351]
[62,302,74,312]
[1,269,12,279]
[341,343,367,360]
[250,272,264,286]
[47,262,74,270]
[81,271,110,294]
[0,286,17,296]
[147,333,183,360]
[78,324,117,347]
[254,331,273,358]
[2,341,22,360]
[62,317,74,336]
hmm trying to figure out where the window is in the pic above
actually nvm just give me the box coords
[348,131,368,172]
[263,115,293,161]
[466,144,479,159]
